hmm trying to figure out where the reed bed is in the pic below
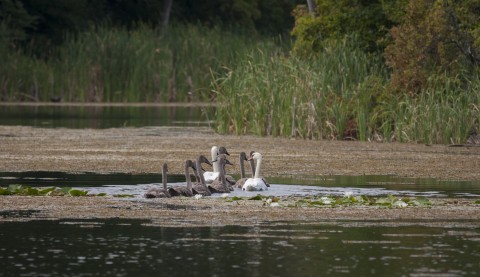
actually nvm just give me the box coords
[1,24,271,102]
[213,39,386,140]
[212,39,479,145]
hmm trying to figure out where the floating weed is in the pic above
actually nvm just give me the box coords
[113,194,135,198]
[475,200,480,205]
[230,196,243,201]
[248,194,264,201]
[0,185,89,197]
[294,194,432,209]
[68,189,89,197]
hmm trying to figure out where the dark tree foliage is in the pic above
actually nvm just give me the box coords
[1,0,299,52]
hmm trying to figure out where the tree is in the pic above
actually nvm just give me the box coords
[291,0,395,56]
[0,0,37,46]
[384,0,480,94]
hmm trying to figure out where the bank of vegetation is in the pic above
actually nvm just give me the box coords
[1,0,479,144]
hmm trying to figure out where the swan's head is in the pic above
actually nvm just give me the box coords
[216,154,233,166]
[211,146,218,157]
[198,155,212,166]
[240,152,247,160]
[218,146,230,155]
[185,159,195,170]
[248,151,262,161]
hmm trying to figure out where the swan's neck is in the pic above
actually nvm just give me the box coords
[219,160,227,186]
[185,162,192,190]
[254,158,262,179]
[211,147,219,172]
[162,168,167,190]
[197,160,206,185]
[249,159,255,178]
[239,155,245,178]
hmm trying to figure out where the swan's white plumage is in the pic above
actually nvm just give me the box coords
[241,152,268,191]
[242,177,268,191]
[203,146,219,184]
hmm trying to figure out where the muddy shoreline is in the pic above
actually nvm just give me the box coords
[1,126,479,225]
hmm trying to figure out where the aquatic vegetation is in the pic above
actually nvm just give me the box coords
[0,185,88,197]
[226,193,431,209]
[294,194,431,209]
[112,194,135,198]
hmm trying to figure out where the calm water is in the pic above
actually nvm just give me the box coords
[1,171,479,198]
[0,219,479,276]
[0,104,212,128]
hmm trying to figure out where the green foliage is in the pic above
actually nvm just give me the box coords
[385,0,480,95]
[291,0,395,55]
[0,0,38,45]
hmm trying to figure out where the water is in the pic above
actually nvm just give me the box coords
[1,171,479,198]
[0,219,479,276]
[0,104,213,128]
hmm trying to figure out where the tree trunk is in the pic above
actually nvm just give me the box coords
[162,0,173,28]
[306,0,316,15]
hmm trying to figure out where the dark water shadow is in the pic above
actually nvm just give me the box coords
[0,218,479,276]
[0,104,214,128]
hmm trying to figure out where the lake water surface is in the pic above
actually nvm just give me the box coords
[1,219,479,276]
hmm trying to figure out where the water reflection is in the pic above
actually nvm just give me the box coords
[0,219,478,276]
[0,104,213,128]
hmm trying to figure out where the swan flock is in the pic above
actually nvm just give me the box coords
[144,146,269,198]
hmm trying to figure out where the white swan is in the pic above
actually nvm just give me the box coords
[203,146,219,184]
[242,152,269,191]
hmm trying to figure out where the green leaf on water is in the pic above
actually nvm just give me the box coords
[375,197,392,206]
[25,187,40,196]
[39,187,56,195]
[0,187,11,195]
[96,193,107,197]
[68,189,88,197]
[475,200,480,204]
[113,194,134,198]
[8,184,23,193]
[230,196,243,201]
[61,187,72,194]
[412,196,431,206]
[248,194,263,201]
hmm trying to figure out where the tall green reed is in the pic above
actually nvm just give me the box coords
[213,37,385,140]
[390,74,479,144]
[1,24,268,102]
[213,36,478,144]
